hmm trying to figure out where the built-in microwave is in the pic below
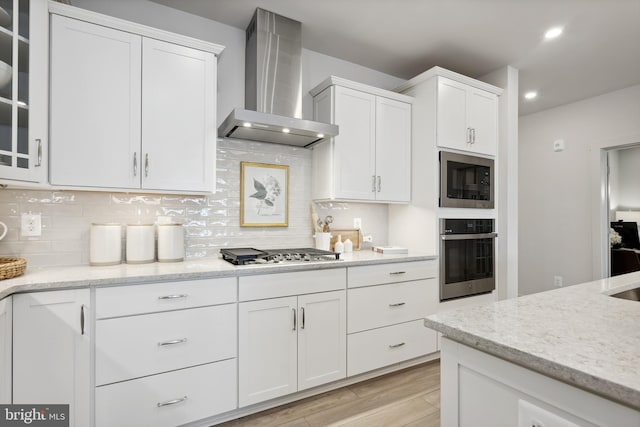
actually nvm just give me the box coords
[440,151,494,209]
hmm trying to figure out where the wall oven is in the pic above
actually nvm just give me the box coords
[440,151,494,209]
[440,218,496,301]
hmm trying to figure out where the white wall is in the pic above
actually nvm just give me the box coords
[519,84,640,295]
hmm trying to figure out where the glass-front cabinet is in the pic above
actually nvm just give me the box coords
[0,0,46,184]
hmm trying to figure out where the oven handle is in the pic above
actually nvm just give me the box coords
[441,232,497,240]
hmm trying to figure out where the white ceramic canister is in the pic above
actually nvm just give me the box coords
[89,223,122,266]
[314,232,331,251]
[157,223,185,262]
[126,224,155,264]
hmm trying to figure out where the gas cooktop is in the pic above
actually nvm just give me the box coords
[220,248,340,266]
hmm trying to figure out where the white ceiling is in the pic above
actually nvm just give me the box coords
[150,0,640,116]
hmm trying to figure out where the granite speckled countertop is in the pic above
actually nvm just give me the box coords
[0,251,436,299]
[424,272,640,410]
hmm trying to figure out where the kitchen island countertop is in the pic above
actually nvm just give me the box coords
[424,272,640,410]
[0,250,436,299]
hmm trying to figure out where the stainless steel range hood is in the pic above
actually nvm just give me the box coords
[218,8,338,148]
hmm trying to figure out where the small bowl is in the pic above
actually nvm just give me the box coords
[0,7,10,29]
[0,60,11,89]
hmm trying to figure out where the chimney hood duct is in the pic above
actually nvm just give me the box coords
[218,8,338,147]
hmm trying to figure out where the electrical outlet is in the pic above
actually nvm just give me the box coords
[353,218,362,229]
[553,275,563,287]
[21,212,42,237]
[363,234,373,243]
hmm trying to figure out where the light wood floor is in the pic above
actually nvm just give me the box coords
[217,360,441,427]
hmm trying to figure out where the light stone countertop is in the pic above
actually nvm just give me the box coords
[424,272,640,410]
[0,250,436,299]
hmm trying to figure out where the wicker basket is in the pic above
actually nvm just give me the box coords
[0,258,26,280]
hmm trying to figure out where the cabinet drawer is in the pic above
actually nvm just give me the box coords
[239,268,346,301]
[347,260,436,288]
[348,279,436,333]
[96,304,236,385]
[95,359,236,427]
[96,277,236,318]
[347,320,437,376]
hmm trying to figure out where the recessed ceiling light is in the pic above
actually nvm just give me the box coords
[242,122,252,128]
[524,91,538,100]
[282,128,290,133]
[544,27,563,40]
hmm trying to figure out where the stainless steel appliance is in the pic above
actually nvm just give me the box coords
[218,9,338,147]
[440,151,494,209]
[440,218,496,301]
[220,247,340,265]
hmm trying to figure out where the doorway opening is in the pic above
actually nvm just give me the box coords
[606,143,640,277]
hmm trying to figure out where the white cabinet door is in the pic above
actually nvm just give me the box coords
[141,38,216,192]
[298,290,346,391]
[375,96,411,202]
[238,296,297,407]
[333,86,376,200]
[0,297,11,404]
[468,88,498,156]
[13,289,90,427]
[49,15,141,189]
[437,77,468,152]
[437,76,497,156]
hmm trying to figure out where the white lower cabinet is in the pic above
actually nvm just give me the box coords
[95,359,236,427]
[0,297,11,404]
[95,278,238,426]
[13,289,90,427]
[346,260,439,376]
[348,319,435,376]
[96,304,236,385]
[441,337,640,427]
[238,269,347,407]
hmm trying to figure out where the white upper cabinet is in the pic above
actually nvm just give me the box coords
[49,15,141,189]
[311,76,412,203]
[48,6,222,193]
[375,96,411,202]
[141,38,216,192]
[0,0,48,185]
[436,76,498,156]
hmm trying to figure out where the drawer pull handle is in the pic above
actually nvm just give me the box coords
[389,342,406,349]
[157,396,188,407]
[389,302,406,307]
[158,294,188,300]
[389,271,406,275]
[158,338,188,347]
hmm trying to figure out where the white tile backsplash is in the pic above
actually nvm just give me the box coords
[0,139,305,267]
[0,138,390,267]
